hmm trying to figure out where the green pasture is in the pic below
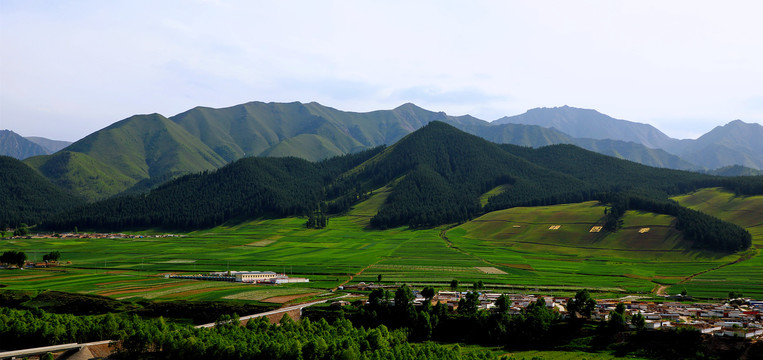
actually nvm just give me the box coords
[2,188,761,303]
[447,201,738,295]
[672,188,763,298]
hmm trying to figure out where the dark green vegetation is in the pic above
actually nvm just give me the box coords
[1,250,27,268]
[0,306,495,360]
[0,155,83,227]
[0,290,275,325]
[41,147,382,230]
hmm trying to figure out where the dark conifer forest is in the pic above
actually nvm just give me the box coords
[0,156,83,228]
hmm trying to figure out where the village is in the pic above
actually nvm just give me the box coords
[340,282,763,339]
[4,232,185,240]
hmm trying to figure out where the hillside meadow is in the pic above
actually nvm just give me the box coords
[1,188,760,304]
[672,188,763,298]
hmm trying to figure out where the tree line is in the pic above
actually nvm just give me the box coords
[0,306,496,360]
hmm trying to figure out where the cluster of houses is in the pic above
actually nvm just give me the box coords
[168,270,309,284]
[20,232,184,240]
[406,290,763,339]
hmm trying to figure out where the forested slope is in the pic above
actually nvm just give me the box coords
[0,156,83,227]
[339,121,589,228]
[42,148,383,230]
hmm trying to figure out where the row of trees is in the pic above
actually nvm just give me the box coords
[0,306,496,360]
[0,250,26,268]
[339,284,562,348]
[0,250,60,268]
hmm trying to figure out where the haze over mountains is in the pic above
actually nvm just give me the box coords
[495,106,763,171]
[0,130,72,160]
[3,101,761,201]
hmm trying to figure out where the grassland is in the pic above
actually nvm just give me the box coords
[1,188,760,304]
[446,201,738,295]
[672,188,763,298]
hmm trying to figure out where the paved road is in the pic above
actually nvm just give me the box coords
[196,294,350,328]
[0,340,112,359]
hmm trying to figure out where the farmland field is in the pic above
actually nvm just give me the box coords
[1,188,760,303]
[672,188,763,298]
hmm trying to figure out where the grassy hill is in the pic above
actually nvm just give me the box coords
[24,151,135,202]
[26,114,227,200]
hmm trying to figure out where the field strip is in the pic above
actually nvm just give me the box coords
[469,220,601,225]
[371,264,474,272]
[441,226,507,270]
[500,263,535,270]
[475,266,508,274]
[95,279,152,286]
[678,248,758,284]
[263,292,321,304]
[223,289,313,301]
[507,240,684,252]
[116,282,234,299]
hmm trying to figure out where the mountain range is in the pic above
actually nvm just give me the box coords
[3,102,761,202]
[27,121,757,253]
[495,106,763,170]
[0,130,72,160]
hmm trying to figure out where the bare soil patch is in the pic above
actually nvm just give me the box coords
[95,279,150,286]
[475,266,508,275]
[246,237,281,247]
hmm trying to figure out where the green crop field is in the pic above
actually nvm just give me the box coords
[672,188,763,298]
[2,188,760,304]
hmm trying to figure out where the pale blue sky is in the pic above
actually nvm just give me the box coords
[1,0,762,141]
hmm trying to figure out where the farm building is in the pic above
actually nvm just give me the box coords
[234,271,279,283]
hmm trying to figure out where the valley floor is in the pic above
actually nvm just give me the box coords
[0,188,761,305]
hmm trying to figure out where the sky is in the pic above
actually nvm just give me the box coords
[1,1,762,141]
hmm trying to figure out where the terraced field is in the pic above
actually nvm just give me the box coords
[1,188,759,301]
